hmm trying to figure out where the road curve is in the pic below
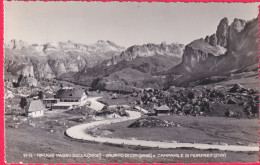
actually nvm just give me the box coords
[66,110,258,152]
[86,97,105,111]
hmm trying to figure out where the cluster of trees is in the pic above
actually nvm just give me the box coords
[20,97,27,109]
[12,75,23,88]
[20,91,44,109]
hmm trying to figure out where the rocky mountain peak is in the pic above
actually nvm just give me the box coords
[96,40,111,46]
[161,41,167,48]
[106,40,124,49]
[67,40,75,43]
[106,40,116,45]
[95,40,125,50]
[205,34,217,47]
[7,39,29,49]
[216,17,229,48]
[227,18,247,52]
[230,18,247,33]
[97,40,107,44]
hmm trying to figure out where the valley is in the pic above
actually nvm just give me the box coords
[4,72,259,163]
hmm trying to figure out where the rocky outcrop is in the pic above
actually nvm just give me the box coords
[224,18,258,71]
[227,18,247,52]
[209,34,217,47]
[216,17,229,48]
[107,42,184,66]
[169,39,226,75]
[165,17,258,86]
[204,34,218,47]
[128,117,177,128]
[19,76,38,87]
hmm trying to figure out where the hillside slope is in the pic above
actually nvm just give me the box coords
[91,68,165,92]
[67,43,184,89]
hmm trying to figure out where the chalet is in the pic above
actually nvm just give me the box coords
[155,105,170,116]
[25,100,45,118]
[52,88,88,110]
[54,88,87,102]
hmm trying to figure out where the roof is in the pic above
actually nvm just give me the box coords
[43,98,59,101]
[156,105,170,111]
[26,100,45,112]
[54,88,86,99]
[52,102,80,106]
[108,105,131,109]
[43,92,54,98]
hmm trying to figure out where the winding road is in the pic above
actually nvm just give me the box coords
[66,97,258,152]
[86,97,104,111]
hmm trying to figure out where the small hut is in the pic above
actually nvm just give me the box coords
[155,105,170,116]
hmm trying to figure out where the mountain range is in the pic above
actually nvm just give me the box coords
[4,16,258,91]
[4,40,125,79]
[59,42,184,89]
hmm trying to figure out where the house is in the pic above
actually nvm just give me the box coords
[51,88,88,110]
[42,98,59,108]
[54,88,87,102]
[25,100,45,118]
[155,105,170,116]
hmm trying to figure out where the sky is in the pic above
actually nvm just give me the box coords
[4,2,259,47]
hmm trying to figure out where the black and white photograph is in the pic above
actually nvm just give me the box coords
[3,2,259,163]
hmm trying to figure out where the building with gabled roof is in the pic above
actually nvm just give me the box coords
[54,88,87,102]
[25,100,45,118]
[52,88,88,110]
[155,105,170,116]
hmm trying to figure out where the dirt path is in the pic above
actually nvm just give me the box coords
[66,99,258,152]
